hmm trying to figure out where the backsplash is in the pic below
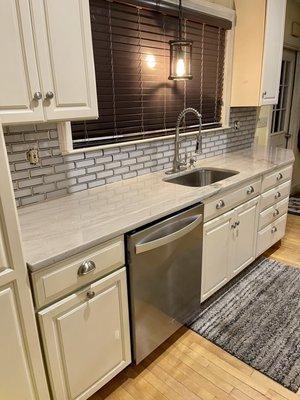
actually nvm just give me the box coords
[5,107,257,207]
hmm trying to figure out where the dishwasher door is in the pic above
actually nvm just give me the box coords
[127,203,203,364]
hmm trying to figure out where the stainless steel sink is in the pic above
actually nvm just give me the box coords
[165,168,239,187]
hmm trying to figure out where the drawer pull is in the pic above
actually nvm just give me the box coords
[86,290,95,299]
[246,186,254,195]
[78,260,96,276]
[275,191,281,199]
[276,173,283,181]
[216,200,225,209]
[271,226,277,234]
[273,209,280,217]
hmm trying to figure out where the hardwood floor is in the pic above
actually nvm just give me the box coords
[90,214,300,400]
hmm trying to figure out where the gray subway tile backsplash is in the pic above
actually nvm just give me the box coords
[4,107,258,207]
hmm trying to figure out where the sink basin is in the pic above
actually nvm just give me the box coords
[165,168,239,187]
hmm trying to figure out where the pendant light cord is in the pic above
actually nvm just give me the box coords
[178,0,182,40]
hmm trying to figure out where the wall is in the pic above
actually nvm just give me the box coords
[4,107,258,207]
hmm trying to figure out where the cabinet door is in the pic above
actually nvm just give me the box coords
[38,268,131,400]
[0,0,44,123]
[0,284,37,400]
[30,0,98,121]
[230,198,259,277]
[260,0,287,105]
[201,210,235,302]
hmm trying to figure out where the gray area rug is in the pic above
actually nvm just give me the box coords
[188,257,300,392]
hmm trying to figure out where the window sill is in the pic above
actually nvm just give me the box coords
[58,124,232,155]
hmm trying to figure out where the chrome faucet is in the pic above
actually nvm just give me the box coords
[166,108,202,174]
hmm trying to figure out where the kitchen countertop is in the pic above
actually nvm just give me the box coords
[18,145,294,272]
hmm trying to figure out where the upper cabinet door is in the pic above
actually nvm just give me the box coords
[30,0,98,121]
[260,0,287,105]
[0,0,44,124]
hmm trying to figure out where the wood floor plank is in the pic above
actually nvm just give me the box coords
[92,214,300,400]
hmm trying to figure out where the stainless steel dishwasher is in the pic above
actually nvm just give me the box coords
[126,203,203,364]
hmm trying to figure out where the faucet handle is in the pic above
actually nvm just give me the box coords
[189,157,196,168]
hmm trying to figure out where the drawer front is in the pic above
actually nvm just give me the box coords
[256,214,287,256]
[260,180,291,211]
[32,236,125,309]
[204,179,261,222]
[258,197,289,230]
[262,164,293,192]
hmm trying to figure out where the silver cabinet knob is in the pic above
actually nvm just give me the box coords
[78,260,96,276]
[236,221,240,226]
[246,186,254,195]
[271,226,277,234]
[273,209,280,217]
[231,223,236,229]
[216,200,225,209]
[275,191,281,199]
[276,172,283,181]
[33,91,42,100]
[45,91,54,100]
[86,290,95,299]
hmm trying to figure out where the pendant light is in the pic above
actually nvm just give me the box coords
[168,0,192,80]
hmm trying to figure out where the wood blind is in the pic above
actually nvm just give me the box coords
[72,0,231,148]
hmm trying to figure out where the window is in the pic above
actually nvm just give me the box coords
[71,0,232,149]
[271,50,296,136]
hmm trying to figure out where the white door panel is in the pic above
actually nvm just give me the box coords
[30,0,98,121]
[261,0,287,105]
[0,0,44,123]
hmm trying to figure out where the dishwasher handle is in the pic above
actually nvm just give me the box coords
[135,214,203,254]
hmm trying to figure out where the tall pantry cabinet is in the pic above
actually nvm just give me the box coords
[0,123,50,399]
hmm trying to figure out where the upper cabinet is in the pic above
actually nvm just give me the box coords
[0,0,98,125]
[0,0,44,124]
[231,0,287,106]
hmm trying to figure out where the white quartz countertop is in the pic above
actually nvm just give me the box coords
[18,146,294,272]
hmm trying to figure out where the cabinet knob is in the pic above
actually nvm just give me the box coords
[246,186,254,195]
[236,221,240,226]
[216,200,225,209]
[276,173,283,181]
[271,226,277,234]
[33,91,42,101]
[78,260,96,276]
[45,91,54,100]
[273,209,280,217]
[262,91,267,98]
[86,290,95,299]
[275,191,281,199]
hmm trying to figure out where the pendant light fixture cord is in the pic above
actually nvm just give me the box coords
[178,0,182,40]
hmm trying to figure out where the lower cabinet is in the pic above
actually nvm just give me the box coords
[38,267,131,400]
[0,284,38,400]
[256,214,287,256]
[201,197,259,302]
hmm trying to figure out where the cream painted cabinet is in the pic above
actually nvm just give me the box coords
[202,197,259,302]
[38,268,131,400]
[0,0,44,124]
[0,124,50,399]
[0,285,37,400]
[30,0,98,121]
[229,199,259,277]
[231,0,286,106]
[201,209,235,302]
[0,0,98,124]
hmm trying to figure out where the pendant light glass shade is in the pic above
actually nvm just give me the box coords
[169,40,192,80]
[168,0,193,81]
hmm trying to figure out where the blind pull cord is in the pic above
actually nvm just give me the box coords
[138,8,145,136]
[108,2,118,138]
[214,27,221,121]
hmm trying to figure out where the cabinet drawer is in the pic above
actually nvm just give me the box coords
[261,164,293,192]
[204,179,261,222]
[38,267,131,400]
[32,236,125,309]
[256,214,287,256]
[258,196,289,230]
[260,180,291,211]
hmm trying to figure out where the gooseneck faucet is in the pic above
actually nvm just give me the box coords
[166,108,202,174]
